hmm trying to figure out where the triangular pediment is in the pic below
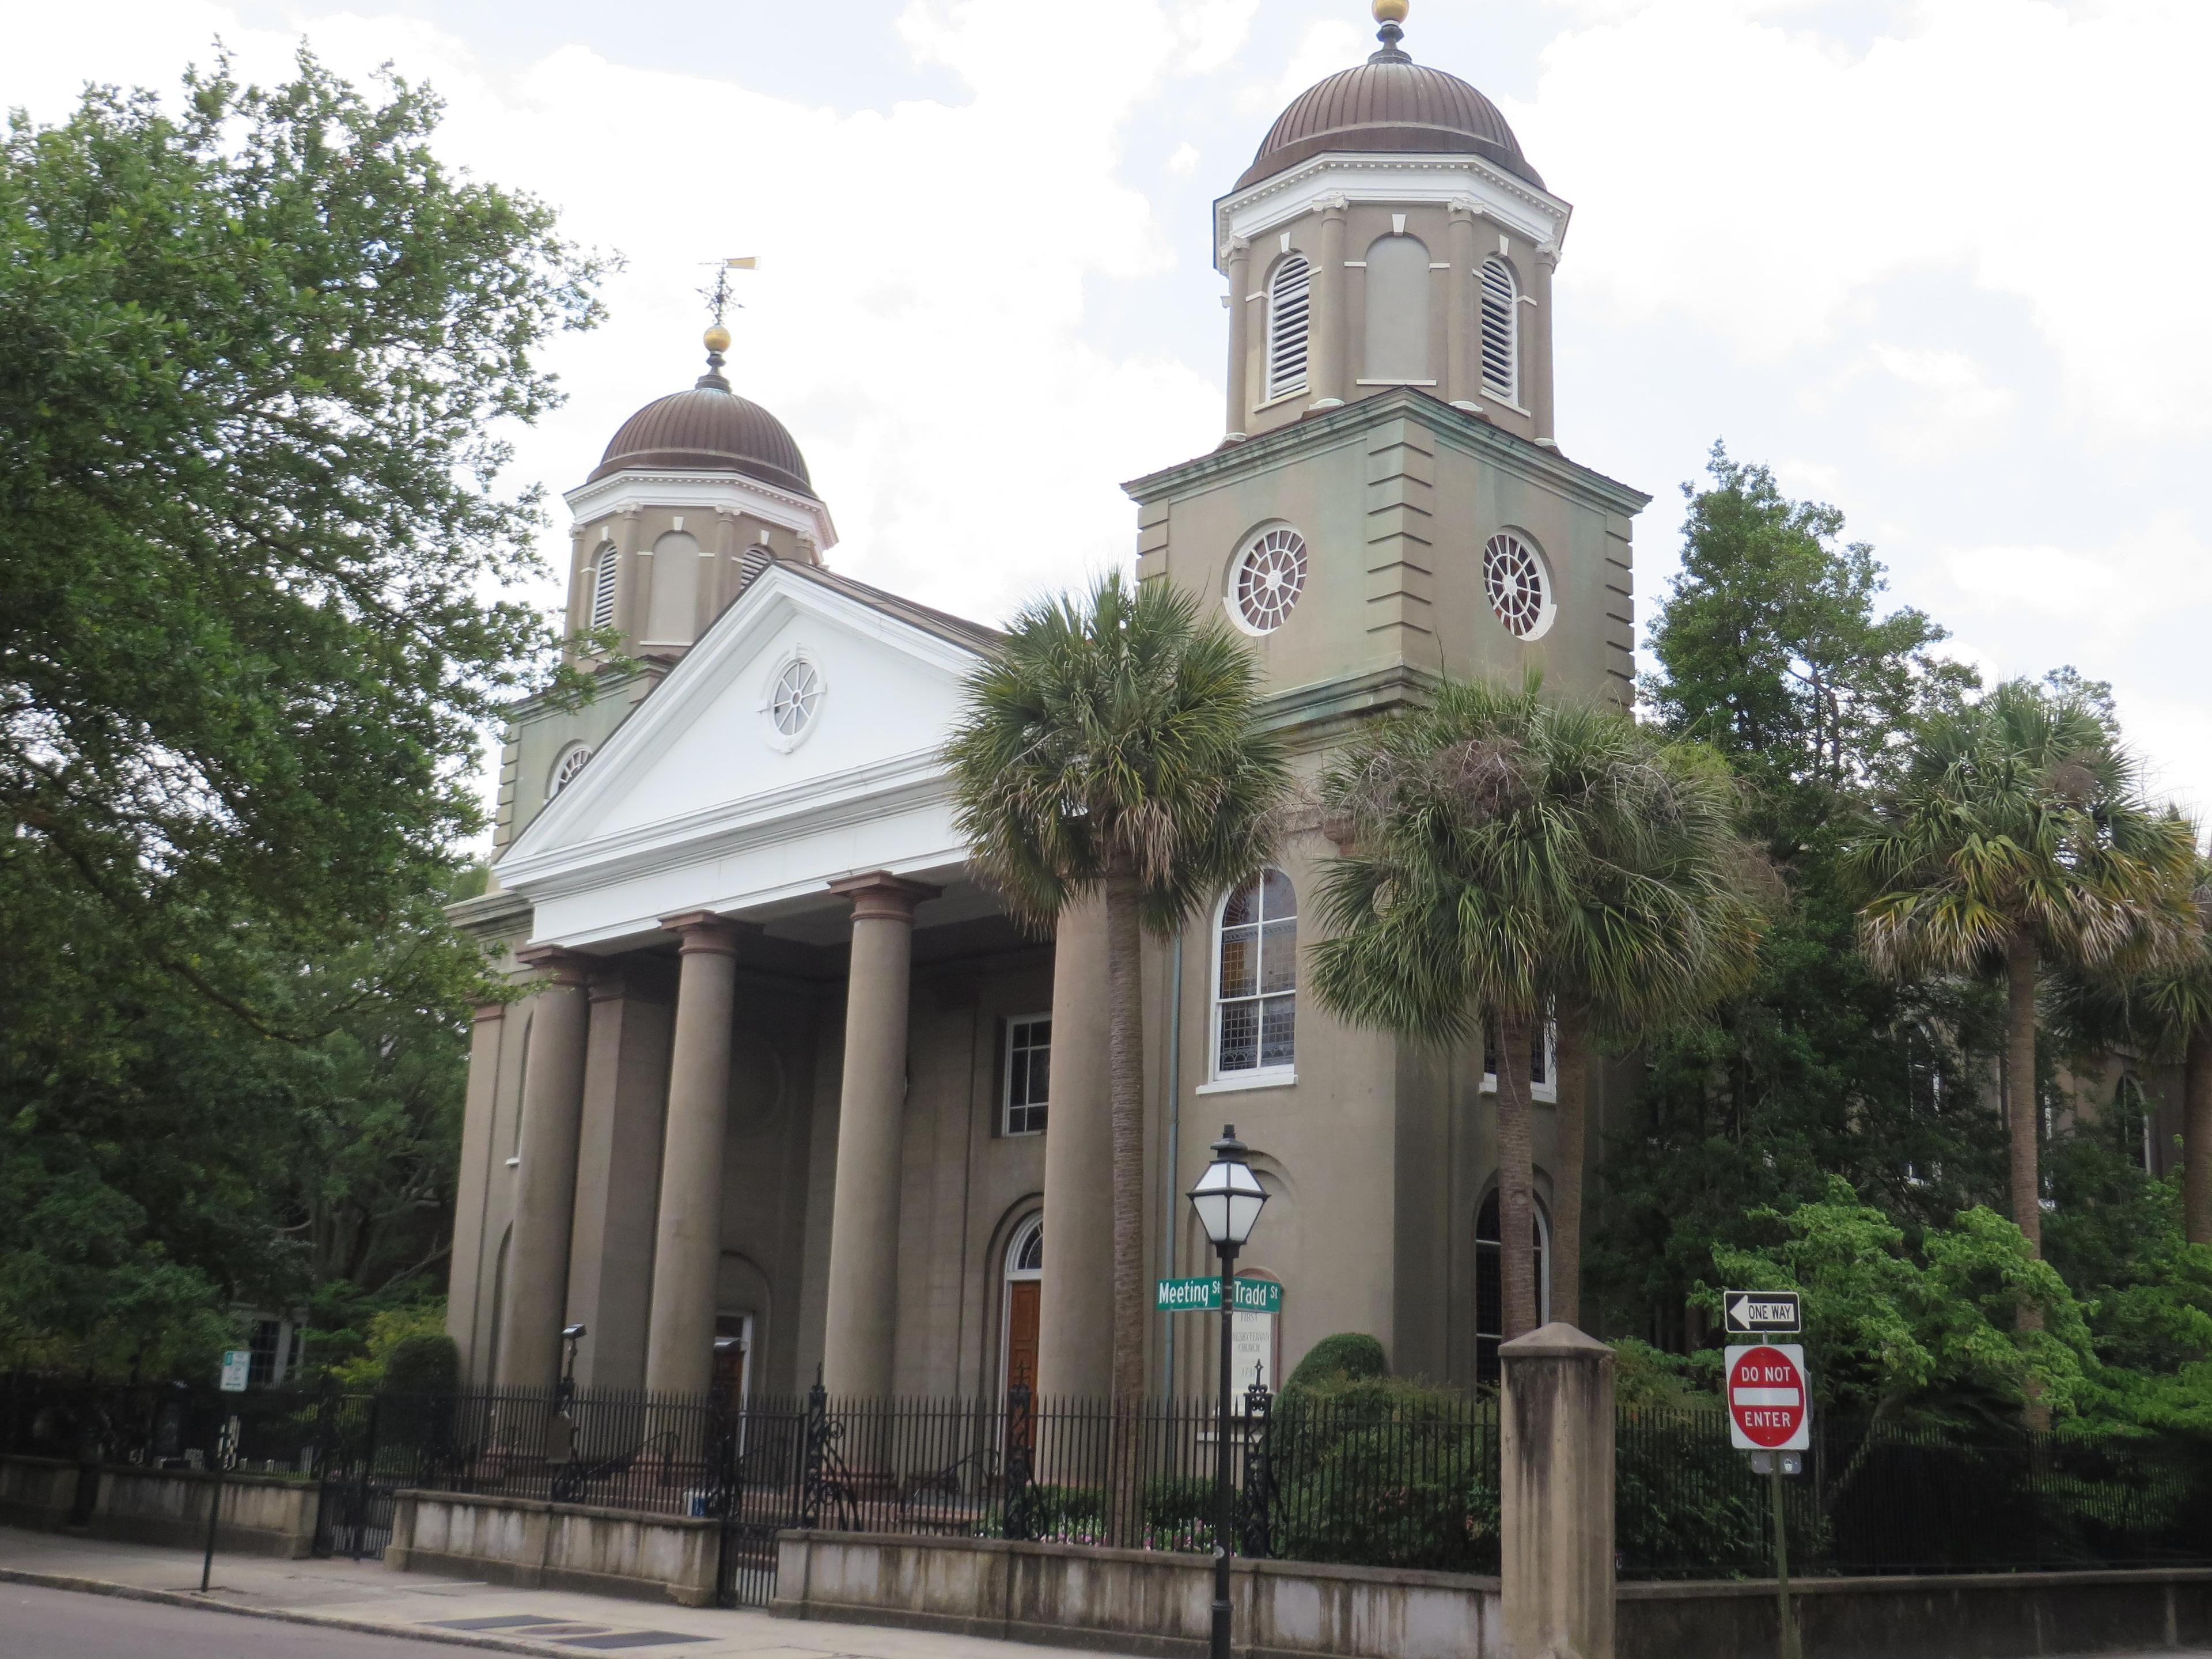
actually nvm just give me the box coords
[498,563,988,925]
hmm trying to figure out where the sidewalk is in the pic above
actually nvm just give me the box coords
[0,1528,1138,1659]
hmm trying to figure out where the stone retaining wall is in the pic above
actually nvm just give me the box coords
[385,1489,721,1607]
[0,1453,318,1558]
[768,1530,1502,1659]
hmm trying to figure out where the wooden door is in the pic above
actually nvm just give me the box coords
[1005,1281,1040,1394]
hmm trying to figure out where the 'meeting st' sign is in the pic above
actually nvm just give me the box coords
[1156,1276,1282,1314]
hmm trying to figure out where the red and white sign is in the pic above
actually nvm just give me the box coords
[1725,1343,1810,1451]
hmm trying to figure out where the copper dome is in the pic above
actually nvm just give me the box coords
[590,382,816,497]
[1237,50,1542,194]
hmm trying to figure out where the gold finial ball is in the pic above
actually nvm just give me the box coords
[1373,0,1410,24]
[703,324,732,354]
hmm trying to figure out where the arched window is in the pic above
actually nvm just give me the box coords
[1266,253,1313,400]
[1482,531,1556,641]
[1362,234,1431,384]
[1478,257,1518,402]
[2115,1074,2154,1173]
[1002,1215,1043,1397]
[589,546,620,631]
[547,743,592,801]
[1475,1189,1550,1386]
[1214,868,1297,1078]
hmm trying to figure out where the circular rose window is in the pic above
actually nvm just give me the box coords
[768,658,822,740]
[1233,527,1308,634]
[1483,532,1555,639]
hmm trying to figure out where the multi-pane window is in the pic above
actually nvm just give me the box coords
[1481,1016,1556,1101]
[1478,257,1518,402]
[1215,869,1296,1076]
[1475,1190,1549,1386]
[1233,527,1308,634]
[2115,1074,2154,1173]
[1266,254,1313,400]
[1483,532,1551,639]
[247,1319,283,1388]
[590,547,620,630]
[548,744,592,801]
[1003,1015,1050,1136]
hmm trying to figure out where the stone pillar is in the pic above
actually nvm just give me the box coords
[1224,238,1252,439]
[1312,197,1349,408]
[642,913,745,1398]
[1500,1323,1615,1659]
[497,949,593,1389]
[565,962,675,1391]
[820,873,938,1399]
[1531,243,1559,446]
[1036,893,1114,1402]
[448,1002,506,1382]
[1446,201,1480,410]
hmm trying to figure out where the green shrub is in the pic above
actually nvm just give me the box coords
[384,1331,460,1397]
[1143,1474,1216,1529]
[1286,1332,1388,1390]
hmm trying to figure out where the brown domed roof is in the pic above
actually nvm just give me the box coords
[1237,41,1542,194]
[590,379,815,497]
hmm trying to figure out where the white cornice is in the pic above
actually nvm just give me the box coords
[1214,154,1571,270]
[562,468,838,553]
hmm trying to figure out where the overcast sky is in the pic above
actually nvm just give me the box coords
[12,0,2210,820]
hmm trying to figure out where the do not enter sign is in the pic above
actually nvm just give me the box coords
[1725,1343,1810,1451]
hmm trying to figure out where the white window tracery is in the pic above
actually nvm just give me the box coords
[1231,526,1308,635]
[1003,1014,1050,1137]
[547,744,593,801]
[768,657,822,741]
[1483,531,1555,641]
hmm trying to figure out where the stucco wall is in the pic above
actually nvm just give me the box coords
[387,1488,720,1607]
[0,1455,317,1558]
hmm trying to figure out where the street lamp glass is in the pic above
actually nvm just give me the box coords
[1187,1126,1268,1247]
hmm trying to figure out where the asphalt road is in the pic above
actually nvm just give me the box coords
[0,1581,469,1658]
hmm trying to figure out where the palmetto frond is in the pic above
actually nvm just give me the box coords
[942,570,1291,934]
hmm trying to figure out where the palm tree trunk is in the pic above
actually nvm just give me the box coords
[1495,1009,1540,1340]
[2186,1026,2212,1247]
[1551,1002,1589,1330]
[2003,934,2043,1255]
[1104,868,1147,1405]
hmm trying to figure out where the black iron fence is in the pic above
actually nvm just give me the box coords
[6,1371,2207,1599]
[1616,1407,2212,1578]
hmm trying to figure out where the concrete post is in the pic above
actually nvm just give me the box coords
[1312,198,1350,408]
[1224,238,1252,439]
[1446,201,1480,410]
[1531,244,1559,446]
[1036,893,1115,1402]
[820,872,938,1399]
[497,948,593,1389]
[1500,1323,1615,1659]
[642,913,745,1397]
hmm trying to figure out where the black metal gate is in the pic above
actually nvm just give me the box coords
[714,1394,810,1607]
[314,1394,399,1558]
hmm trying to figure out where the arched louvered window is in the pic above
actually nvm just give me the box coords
[1479,257,1519,402]
[1266,253,1313,400]
[589,546,620,631]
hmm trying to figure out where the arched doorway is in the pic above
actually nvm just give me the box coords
[1475,1190,1550,1386]
[1001,1214,1043,1397]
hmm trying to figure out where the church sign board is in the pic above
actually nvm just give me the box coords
[1156,1277,1282,1315]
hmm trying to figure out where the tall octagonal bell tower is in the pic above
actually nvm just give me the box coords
[1128,0,1647,735]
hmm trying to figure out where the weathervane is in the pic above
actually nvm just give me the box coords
[696,256,756,390]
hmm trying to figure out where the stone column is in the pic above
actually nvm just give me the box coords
[1446,201,1480,410]
[642,912,745,1398]
[497,948,593,1390]
[821,873,938,1399]
[448,1003,506,1382]
[1311,197,1349,408]
[1036,893,1115,1402]
[1531,243,1559,446]
[1224,238,1252,439]
[1500,1323,1615,1659]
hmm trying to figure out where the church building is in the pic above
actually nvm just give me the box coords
[445,3,1651,1406]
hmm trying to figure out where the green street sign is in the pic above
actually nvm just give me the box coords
[1156,1276,1282,1314]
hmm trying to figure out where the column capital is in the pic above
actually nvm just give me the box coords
[658,910,752,957]
[515,944,594,987]
[1319,192,1350,218]
[1535,240,1561,268]
[828,870,942,924]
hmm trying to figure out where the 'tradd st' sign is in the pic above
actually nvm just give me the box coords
[1725,1343,1810,1451]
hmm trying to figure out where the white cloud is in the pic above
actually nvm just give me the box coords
[1166,141,1202,175]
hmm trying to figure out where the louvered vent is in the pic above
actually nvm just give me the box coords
[1479,257,1518,401]
[590,548,619,630]
[1266,254,1313,400]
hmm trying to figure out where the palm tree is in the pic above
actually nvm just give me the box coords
[1849,680,2196,1262]
[1310,676,1764,1340]
[945,570,1289,1402]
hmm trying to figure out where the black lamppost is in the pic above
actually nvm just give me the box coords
[1186,1125,1269,1659]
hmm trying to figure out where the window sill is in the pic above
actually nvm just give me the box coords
[1480,392,1532,416]
[1250,388,1307,414]
[1479,1082,1559,1105]
[1198,1070,1297,1096]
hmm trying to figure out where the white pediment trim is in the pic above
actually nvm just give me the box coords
[563,468,838,553]
[1214,153,1571,267]
[496,563,984,903]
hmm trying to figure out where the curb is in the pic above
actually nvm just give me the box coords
[0,1565,589,1657]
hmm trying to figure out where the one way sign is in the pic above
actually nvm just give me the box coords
[1724,1290,1802,1335]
